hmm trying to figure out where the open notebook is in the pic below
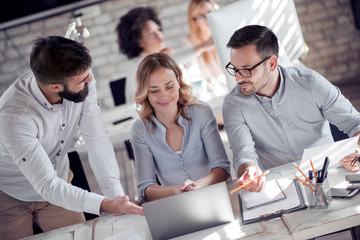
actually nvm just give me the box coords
[238,179,286,209]
[238,178,306,224]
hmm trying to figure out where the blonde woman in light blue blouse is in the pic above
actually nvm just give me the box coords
[131,53,230,202]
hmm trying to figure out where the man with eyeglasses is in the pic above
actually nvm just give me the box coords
[222,25,360,192]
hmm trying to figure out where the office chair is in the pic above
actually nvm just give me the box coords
[109,78,134,166]
[329,123,349,141]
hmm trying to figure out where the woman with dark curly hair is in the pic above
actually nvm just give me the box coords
[116,6,213,103]
[130,53,230,202]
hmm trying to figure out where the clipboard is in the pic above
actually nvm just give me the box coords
[239,178,306,224]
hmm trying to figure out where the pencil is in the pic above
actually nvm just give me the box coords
[310,159,317,179]
[230,170,269,194]
[293,162,312,184]
[294,175,315,192]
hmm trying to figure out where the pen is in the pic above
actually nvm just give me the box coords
[316,170,321,183]
[310,159,317,179]
[308,170,313,183]
[319,156,330,183]
[293,162,312,184]
[230,170,269,194]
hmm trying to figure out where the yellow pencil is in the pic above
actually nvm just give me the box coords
[310,159,317,179]
[293,162,312,184]
[295,175,315,192]
[230,170,269,194]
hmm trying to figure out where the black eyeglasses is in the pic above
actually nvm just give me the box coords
[225,56,271,78]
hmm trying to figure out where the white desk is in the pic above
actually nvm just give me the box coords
[38,161,360,239]
[21,179,292,240]
[281,166,360,240]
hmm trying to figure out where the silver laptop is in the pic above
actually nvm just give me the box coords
[142,181,234,240]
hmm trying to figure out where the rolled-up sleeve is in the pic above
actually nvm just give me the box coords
[79,78,124,199]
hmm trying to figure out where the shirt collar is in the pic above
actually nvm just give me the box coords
[30,73,58,111]
[151,113,188,133]
[254,65,284,100]
[276,65,285,96]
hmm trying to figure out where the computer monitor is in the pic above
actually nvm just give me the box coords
[109,77,126,106]
[207,0,308,91]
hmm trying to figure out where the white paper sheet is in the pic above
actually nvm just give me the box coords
[239,179,286,209]
[242,178,301,221]
[299,136,359,176]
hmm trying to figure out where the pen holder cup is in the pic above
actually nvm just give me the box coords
[305,179,332,209]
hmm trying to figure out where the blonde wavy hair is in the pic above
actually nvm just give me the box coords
[134,53,198,131]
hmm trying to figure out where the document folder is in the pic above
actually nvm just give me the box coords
[239,178,306,224]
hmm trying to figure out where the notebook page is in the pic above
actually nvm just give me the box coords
[242,178,301,221]
[238,179,285,209]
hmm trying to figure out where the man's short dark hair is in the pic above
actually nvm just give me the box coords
[227,25,279,58]
[30,36,92,84]
[115,7,162,60]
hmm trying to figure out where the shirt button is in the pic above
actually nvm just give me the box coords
[60,140,64,144]
[62,123,65,127]
[51,108,53,110]
[22,158,26,162]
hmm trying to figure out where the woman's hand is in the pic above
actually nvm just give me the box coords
[180,179,199,192]
[340,149,360,172]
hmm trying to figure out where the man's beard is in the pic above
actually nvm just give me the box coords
[58,83,89,103]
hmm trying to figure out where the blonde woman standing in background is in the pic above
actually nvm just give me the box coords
[184,0,227,96]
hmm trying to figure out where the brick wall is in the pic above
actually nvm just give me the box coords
[0,0,359,109]
[295,0,360,84]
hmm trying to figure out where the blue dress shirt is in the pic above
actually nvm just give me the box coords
[223,65,360,175]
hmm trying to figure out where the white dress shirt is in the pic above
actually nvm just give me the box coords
[0,71,124,215]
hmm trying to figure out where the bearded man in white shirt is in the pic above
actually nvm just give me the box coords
[0,36,143,240]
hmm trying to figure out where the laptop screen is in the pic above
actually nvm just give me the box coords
[142,181,234,240]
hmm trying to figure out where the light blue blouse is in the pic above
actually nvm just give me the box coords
[131,101,230,201]
[223,65,360,175]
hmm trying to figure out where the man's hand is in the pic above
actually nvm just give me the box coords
[100,195,144,216]
[236,163,265,192]
[340,149,360,172]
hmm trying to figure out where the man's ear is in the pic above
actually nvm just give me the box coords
[49,83,64,93]
[268,55,278,72]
